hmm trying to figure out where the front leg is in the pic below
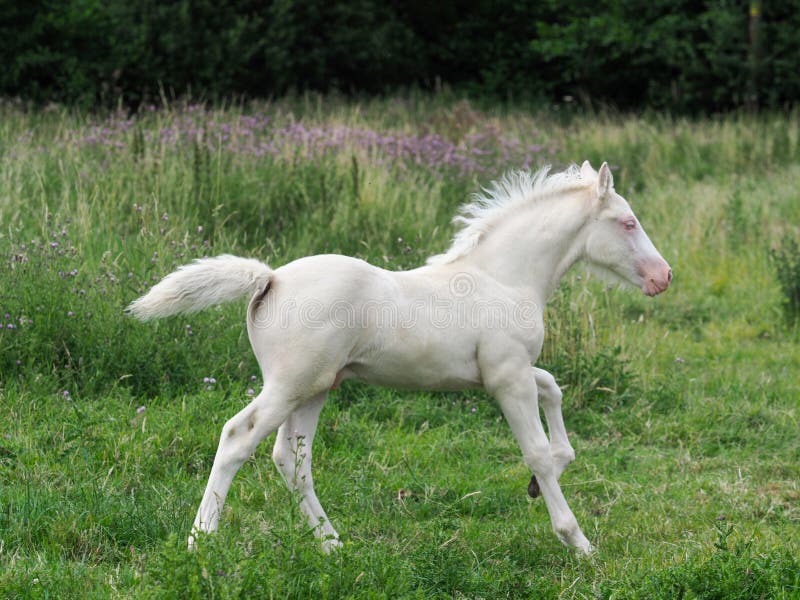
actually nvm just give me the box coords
[480,346,592,554]
[534,367,575,477]
[528,367,575,498]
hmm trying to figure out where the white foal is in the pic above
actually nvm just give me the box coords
[128,161,671,555]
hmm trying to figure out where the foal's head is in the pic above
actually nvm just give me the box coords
[581,161,672,297]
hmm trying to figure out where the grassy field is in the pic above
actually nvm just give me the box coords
[1,95,799,599]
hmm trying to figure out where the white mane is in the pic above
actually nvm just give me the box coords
[427,164,593,265]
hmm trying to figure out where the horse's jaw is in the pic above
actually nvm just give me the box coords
[583,258,672,298]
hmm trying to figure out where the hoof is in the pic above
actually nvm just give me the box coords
[554,524,593,556]
[576,539,594,556]
[527,475,540,498]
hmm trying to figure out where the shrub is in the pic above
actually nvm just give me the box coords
[2,0,800,112]
[770,233,800,323]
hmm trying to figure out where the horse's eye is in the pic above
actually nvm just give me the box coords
[623,220,636,231]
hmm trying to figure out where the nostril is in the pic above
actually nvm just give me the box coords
[667,269,673,283]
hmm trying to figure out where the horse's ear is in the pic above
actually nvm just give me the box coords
[580,160,595,180]
[597,162,614,198]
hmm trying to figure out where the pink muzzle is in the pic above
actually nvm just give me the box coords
[640,259,672,297]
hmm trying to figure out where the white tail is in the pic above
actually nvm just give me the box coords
[126,254,272,321]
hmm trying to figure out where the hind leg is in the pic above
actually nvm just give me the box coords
[189,385,298,549]
[272,392,340,552]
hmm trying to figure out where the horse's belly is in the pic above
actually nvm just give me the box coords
[345,334,482,391]
[347,363,481,391]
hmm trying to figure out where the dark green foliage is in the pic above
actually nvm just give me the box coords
[2,0,800,111]
[0,0,425,107]
[530,0,771,112]
[0,1,118,106]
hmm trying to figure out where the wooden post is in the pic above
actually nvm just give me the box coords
[747,1,762,112]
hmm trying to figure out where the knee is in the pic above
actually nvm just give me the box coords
[538,373,563,407]
[218,419,254,464]
[272,436,293,477]
[553,446,575,463]
[220,417,237,440]
[523,442,554,475]
[552,445,576,468]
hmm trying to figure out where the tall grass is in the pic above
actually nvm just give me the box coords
[1,96,798,598]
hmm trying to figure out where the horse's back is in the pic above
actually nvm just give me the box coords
[274,253,393,294]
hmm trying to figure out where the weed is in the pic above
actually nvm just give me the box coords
[770,233,800,323]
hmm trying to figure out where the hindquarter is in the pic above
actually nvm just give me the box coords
[245,256,390,385]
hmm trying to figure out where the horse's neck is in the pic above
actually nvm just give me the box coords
[463,195,588,302]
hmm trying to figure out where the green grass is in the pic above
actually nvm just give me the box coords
[1,96,798,598]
